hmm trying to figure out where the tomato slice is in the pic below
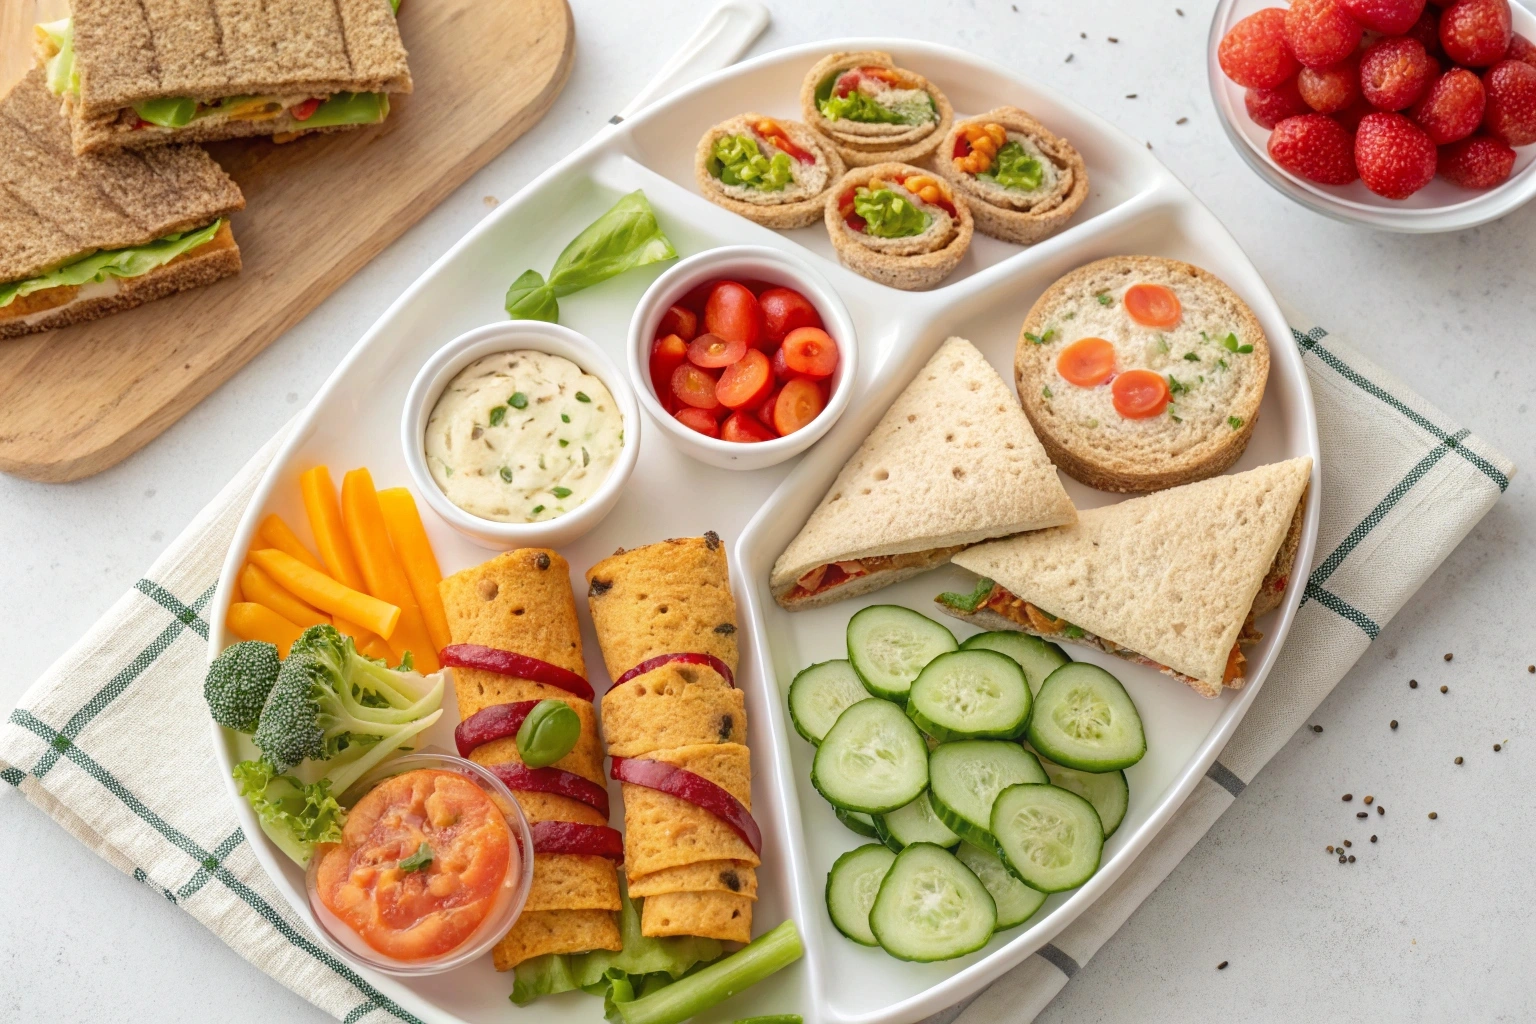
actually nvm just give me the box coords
[659,304,698,342]
[721,411,778,443]
[754,387,782,430]
[754,118,814,163]
[650,333,688,398]
[770,345,793,382]
[675,407,721,437]
[758,287,823,342]
[1123,283,1182,328]
[781,327,839,378]
[857,65,902,84]
[1056,337,1117,387]
[1111,369,1171,419]
[952,135,971,159]
[671,363,722,410]
[716,349,772,410]
[704,281,764,349]
[773,378,825,436]
[834,70,862,97]
[686,332,747,369]
[291,97,323,122]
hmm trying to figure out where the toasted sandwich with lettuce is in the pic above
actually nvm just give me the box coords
[35,0,410,155]
[0,68,244,339]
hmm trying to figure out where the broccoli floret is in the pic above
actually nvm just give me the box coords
[204,640,281,732]
[232,758,345,866]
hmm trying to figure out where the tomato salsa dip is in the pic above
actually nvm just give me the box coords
[314,768,516,961]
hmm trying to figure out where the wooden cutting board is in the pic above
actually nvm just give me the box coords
[0,0,575,482]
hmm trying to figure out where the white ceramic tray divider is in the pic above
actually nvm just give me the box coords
[210,38,1320,1024]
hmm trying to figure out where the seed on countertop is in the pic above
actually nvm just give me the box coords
[1348,855,1356,863]
[1410,679,1418,688]
[1081,31,1087,38]
[1390,720,1398,729]
[1357,811,1368,818]
[1126,93,1138,98]
[1312,725,1324,733]
[1176,116,1189,124]
[1177,7,1185,15]
[1455,756,1463,765]
[1344,840,1352,847]
[1338,854,1347,863]
[1440,685,1448,694]
[1146,141,1152,149]
[1364,795,1374,804]
[1066,53,1074,62]
[1342,793,1353,801]
[1527,665,1533,674]
[1444,653,1453,661]
[1494,744,1502,752]
[1370,835,1378,843]
[1217,960,1228,970]
[1378,805,1385,815]
[1429,812,1438,819]
[1108,36,1120,43]
[1327,845,1335,853]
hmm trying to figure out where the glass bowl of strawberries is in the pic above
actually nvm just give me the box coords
[1209,0,1536,231]
[628,245,858,470]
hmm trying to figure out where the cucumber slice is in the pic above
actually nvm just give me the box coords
[847,605,957,703]
[991,783,1103,893]
[1028,663,1147,772]
[877,790,960,851]
[813,699,929,813]
[826,844,896,945]
[789,659,870,744]
[961,631,1070,695]
[907,649,1030,741]
[955,841,1047,930]
[835,807,880,839]
[1038,755,1129,838]
[869,843,996,961]
[927,740,1046,849]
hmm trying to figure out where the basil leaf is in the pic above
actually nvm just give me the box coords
[505,269,559,322]
[545,190,677,296]
[516,700,581,768]
[399,842,433,872]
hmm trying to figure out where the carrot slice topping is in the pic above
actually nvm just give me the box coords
[1111,369,1171,419]
[1123,283,1182,328]
[1056,337,1117,387]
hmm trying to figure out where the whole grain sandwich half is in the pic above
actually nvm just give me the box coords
[1015,255,1270,493]
[34,0,411,155]
[934,107,1088,246]
[0,68,244,339]
[935,457,1312,698]
[772,337,1077,609]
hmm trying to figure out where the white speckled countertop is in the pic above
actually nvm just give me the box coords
[4,2,1534,1021]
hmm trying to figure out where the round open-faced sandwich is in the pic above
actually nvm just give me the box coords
[1014,256,1270,493]
[935,107,1089,245]
[800,52,953,168]
[825,163,973,291]
[695,114,846,229]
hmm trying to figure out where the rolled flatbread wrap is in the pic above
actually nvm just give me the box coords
[934,107,1088,245]
[800,51,953,167]
[825,163,973,291]
[696,113,846,229]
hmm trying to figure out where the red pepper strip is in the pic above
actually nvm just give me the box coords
[612,652,734,690]
[488,763,610,818]
[454,700,542,759]
[291,97,323,122]
[610,756,761,855]
[530,820,624,862]
[441,644,594,702]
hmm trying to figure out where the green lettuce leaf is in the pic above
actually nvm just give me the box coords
[134,96,198,128]
[852,187,929,239]
[818,90,904,124]
[231,758,345,867]
[936,577,995,614]
[979,140,1044,192]
[504,269,559,322]
[38,18,78,97]
[708,134,793,191]
[301,92,390,129]
[0,219,223,310]
[546,190,677,296]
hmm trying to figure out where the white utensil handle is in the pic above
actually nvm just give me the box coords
[612,1,770,122]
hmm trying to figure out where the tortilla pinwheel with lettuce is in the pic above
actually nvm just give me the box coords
[801,51,953,167]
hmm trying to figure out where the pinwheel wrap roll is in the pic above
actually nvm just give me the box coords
[439,548,621,970]
[587,533,757,943]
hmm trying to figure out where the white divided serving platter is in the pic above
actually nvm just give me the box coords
[209,38,1321,1024]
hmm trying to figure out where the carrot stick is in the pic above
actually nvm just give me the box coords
[248,548,400,639]
[376,487,451,652]
[361,637,399,664]
[340,469,441,672]
[299,466,366,589]
[239,563,330,629]
[258,513,325,572]
[228,602,305,658]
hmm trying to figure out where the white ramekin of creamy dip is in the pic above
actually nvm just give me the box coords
[402,321,640,550]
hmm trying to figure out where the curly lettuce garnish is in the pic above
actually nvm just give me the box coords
[852,187,929,238]
[978,140,1045,191]
[708,134,793,191]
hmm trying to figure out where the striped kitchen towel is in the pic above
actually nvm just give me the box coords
[0,326,1513,1024]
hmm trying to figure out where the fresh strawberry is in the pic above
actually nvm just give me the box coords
[1508,33,1536,68]
[1333,97,1376,132]
[1268,114,1360,184]
[1438,0,1512,67]
[1354,111,1438,197]
[1220,9,1302,88]
[1300,57,1362,113]
[1405,5,1444,56]
[1360,37,1438,109]
[1285,0,1363,68]
[1483,58,1536,144]
[1410,68,1486,142]
[1246,79,1312,127]
[1339,0,1428,34]
[1437,133,1517,186]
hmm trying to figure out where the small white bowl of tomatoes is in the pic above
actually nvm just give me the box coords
[628,244,858,471]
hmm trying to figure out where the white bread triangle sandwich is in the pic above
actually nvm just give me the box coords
[935,456,1311,697]
[771,336,1078,610]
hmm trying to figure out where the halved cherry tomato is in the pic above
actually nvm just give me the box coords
[773,378,825,436]
[1123,283,1182,328]
[755,387,782,430]
[754,118,814,163]
[716,348,773,410]
[671,363,722,410]
[650,333,688,397]
[1111,369,1170,419]
[770,346,793,382]
[658,304,698,342]
[675,407,721,437]
[838,187,865,231]
[759,287,823,342]
[782,327,838,378]
[687,332,746,369]
[722,411,778,443]
[704,281,764,349]
[291,98,324,121]
[1056,337,1117,387]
